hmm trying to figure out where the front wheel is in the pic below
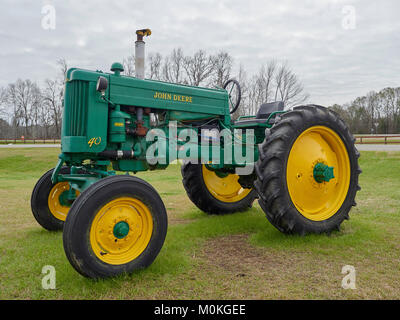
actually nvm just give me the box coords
[62,175,168,279]
[254,105,361,235]
[31,167,79,231]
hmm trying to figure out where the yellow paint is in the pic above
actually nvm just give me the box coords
[202,165,252,203]
[153,91,192,103]
[88,137,101,147]
[47,182,79,221]
[286,126,350,221]
[89,197,153,265]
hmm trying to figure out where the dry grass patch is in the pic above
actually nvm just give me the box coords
[195,234,400,299]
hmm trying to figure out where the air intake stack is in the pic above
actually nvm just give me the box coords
[135,29,151,79]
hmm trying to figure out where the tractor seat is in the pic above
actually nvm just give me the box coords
[234,101,285,126]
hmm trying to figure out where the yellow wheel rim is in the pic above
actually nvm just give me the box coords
[202,165,252,203]
[90,197,153,265]
[48,182,79,221]
[286,126,350,221]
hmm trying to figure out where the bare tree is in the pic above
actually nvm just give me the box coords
[162,48,185,83]
[123,54,135,76]
[210,51,233,88]
[40,94,53,138]
[6,79,41,138]
[183,50,215,86]
[247,61,277,115]
[233,64,250,118]
[57,58,68,79]
[147,53,162,80]
[42,79,63,137]
[365,91,378,133]
[246,61,308,115]
[0,87,7,118]
[277,66,309,107]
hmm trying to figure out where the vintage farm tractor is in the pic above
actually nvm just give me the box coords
[31,29,361,278]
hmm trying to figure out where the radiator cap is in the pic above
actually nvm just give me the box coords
[111,62,124,76]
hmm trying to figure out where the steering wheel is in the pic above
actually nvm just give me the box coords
[223,79,241,114]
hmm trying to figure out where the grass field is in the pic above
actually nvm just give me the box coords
[0,148,400,299]
[0,140,61,145]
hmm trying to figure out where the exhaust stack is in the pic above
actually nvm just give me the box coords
[135,29,151,79]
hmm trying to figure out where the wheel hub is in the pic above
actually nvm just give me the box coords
[313,162,335,183]
[48,182,80,221]
[58,190,73,207]
[113,221,130,239]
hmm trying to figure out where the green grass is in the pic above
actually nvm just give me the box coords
[0,140,60,145]
[0,148,400,299]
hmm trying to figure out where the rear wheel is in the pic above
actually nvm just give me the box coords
[31,167,79,231]
[181,163,257,214]
[63,175,168,279]
[254,105,361,235]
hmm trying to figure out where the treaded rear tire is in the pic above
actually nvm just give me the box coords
[254,105,361,235]
[181,163,257,214]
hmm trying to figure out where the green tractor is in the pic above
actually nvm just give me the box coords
[31,29,361,279]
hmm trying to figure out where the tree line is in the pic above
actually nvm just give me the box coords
[329,87,400,134]
[0,48,309,139]
[0,58,67,140]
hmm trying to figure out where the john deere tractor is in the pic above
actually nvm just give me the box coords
[31,29,361,279]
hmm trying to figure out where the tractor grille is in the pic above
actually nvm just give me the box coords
[65,80,88,136]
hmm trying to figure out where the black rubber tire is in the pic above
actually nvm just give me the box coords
[31,167,73,231]
[181,163,257,214]
[254,105,361,235]
[62,175,168,279]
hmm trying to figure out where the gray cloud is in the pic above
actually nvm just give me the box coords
[0,0,399,106]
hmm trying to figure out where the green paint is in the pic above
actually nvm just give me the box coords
[58,190,71,207]
[113,221,130,239]
[110,62,124,76]
[313,163,335,183]
[53,64,289,193]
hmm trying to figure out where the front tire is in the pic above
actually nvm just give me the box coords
[254,105,361,235]
[31,167,79,231]
[62,175,168,279]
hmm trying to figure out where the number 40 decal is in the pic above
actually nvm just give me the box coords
[88,137,102,147]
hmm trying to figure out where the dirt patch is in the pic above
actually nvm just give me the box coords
[196,235,301,277]
[192,234,377,299]
[168,217,198,226]
[198,234,287,275]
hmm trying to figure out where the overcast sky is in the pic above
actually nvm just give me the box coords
[0,0,399,106]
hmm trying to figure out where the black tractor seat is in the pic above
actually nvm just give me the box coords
[234,101,285,126]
